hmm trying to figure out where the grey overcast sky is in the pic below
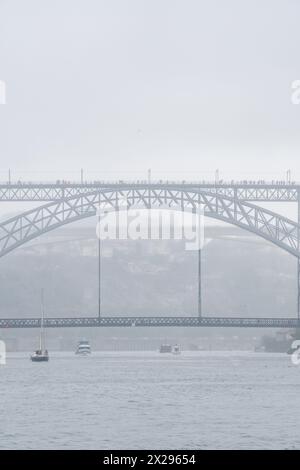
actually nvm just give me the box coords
[0,0,300,180]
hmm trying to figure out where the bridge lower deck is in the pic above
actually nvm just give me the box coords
[0,316,299,328]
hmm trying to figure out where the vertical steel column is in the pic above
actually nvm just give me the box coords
[198,197,202,318]
[98,210,101,321]
[298,257,300,320]
[298,189,300,319]
[198,245,202,318]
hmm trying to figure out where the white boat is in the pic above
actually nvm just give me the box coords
[31,289,49,362]
[172,344,181,355]
[76,340,91,355]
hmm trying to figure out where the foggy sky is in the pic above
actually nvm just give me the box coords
[0,0,300,180]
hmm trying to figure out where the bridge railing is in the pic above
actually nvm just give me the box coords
[0,179,298,186]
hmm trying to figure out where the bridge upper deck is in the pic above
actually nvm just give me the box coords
[0,181,299,202]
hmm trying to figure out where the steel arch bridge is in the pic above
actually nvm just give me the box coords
[1,182,300,329]
[0,186,299,258]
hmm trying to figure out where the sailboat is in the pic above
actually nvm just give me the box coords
[30,289,49,362]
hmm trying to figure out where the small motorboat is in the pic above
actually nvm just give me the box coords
[75,340,91,355]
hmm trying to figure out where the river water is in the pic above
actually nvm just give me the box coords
[0,351,299,449]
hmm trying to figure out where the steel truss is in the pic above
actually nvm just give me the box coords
[0,183,298,202]
[0,316,299,329]
[1,184,300,326]
[0,188,299,258]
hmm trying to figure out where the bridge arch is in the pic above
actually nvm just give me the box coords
[0,186,299,258]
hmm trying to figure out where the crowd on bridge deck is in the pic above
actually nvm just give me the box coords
[1,178,297,186]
